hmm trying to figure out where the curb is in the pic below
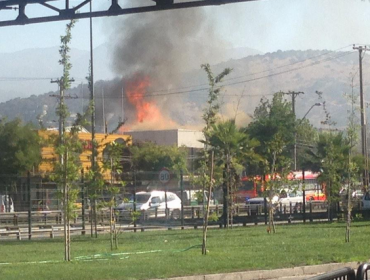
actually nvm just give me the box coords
[153,262,361,280]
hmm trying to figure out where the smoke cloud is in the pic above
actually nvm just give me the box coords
[103,7,227,130]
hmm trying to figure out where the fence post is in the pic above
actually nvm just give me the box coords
[180,170,184,229]
[81,168,86,235]
[309,202,313,222]
[302,169,306,223]
[264,197,267,225]
[27,171,32,240]
[356,263,370,280]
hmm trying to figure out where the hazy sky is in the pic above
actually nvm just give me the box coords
[0,0,368,105]
[0,0,369,54]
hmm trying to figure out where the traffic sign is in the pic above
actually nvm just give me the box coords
[159,168,171,184]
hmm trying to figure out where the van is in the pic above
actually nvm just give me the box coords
[117,191,182,219]
[0,195,14,212]
[178,190,214,206]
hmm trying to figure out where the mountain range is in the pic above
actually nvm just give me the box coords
[0,46,367,132]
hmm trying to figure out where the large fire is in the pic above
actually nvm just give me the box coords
[124,74,176,130]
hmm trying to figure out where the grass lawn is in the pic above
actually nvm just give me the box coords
[1,222,370,280]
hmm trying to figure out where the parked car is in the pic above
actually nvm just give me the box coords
[340,188,364,210]
[361,192,370,209]
[116,191,182,219]
[0,195,14,212]
[278,189,304,210]
[246,195,278,215]
[176,190,216,206]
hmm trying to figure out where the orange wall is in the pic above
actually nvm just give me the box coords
[38,131,131,179]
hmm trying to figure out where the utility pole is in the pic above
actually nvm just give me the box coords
[89,0,98,238]
[283,91,304,116]
[282,91,304,170]
[353,45,369,190]
[50,78,76,139]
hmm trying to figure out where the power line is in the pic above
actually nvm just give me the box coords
[115,45,354,95]
[0,45,353,87]
[79,50,355,100]
[221,45,354,83]
[0,47,357,102]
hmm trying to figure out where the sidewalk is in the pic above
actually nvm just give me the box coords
[153,262,360,280]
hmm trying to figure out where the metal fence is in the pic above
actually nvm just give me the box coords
[306,263,370,280]
[1,172,370,240]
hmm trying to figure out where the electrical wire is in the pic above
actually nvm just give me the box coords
[80,50,356,100]
[0,45,356,99]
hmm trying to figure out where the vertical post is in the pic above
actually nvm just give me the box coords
[180,170,184,229]
[81,168,85,235]
[222,166,227,228]
[5,185,8,212]
[27,171,32,240]
[121,87,124,131]
[264,197,267,225]
[89,0,97,239]
[165,186,168,220]
[302,169,306,223]
[353,45,369,190]
[133,170,137,229]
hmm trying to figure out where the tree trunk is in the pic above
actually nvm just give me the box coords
[202,152,214,255]
[222,167,228,228]
[110,206,114,250]
[345,165,352,243]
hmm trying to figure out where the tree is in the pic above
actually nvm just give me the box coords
[295,120,319,170]
[130,142,187,179]
[0,119,41,190]
[246,92,295,233]
[197,63,231,254]
[203,119,259,228]
[102,141,127,250]
[51,19,81,262]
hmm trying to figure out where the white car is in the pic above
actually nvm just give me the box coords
[361,192,370,209]
[0,195,14,212]
[278,189,304,208]
[117,191,182,219]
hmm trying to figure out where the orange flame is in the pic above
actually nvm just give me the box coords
[126,75,152,122]
[125,74,176,130]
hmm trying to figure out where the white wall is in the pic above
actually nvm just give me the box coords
[127,129,204,148]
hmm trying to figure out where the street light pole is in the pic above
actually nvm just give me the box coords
[294,103,322,170]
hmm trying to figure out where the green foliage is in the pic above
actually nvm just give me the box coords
[203,119,260,182]
[208,211,219,222]
[296,120,319,170]
[354,213,363,221]
[246,92,295,175]
[130,211,142,223]
[0,119,41,183]
[130,142,187,176]
[308,132,350,200]
[193,190,205,203]
[59,20,76,91]
[201,63,232,135]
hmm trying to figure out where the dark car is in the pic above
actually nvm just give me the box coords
[246,196,278,215]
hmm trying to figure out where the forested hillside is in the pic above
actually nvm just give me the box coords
[0,49,365,131]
